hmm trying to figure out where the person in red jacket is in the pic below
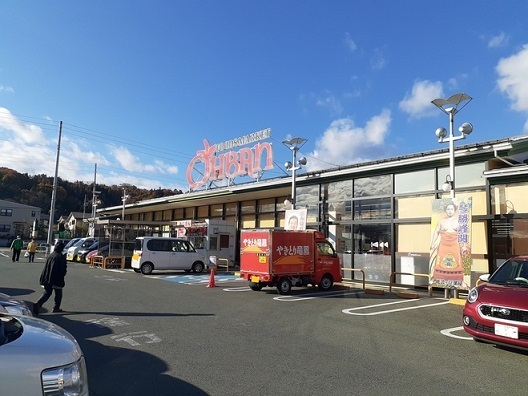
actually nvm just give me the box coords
[33,241,67,314]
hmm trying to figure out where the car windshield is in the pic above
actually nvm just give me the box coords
[64,239,79,249]
[488,258,528,286]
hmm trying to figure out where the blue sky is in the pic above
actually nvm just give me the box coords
[1,1,528,191]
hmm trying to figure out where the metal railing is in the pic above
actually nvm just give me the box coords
[214,257,232,272]
[340,268,366,290]
[90,255,124,269]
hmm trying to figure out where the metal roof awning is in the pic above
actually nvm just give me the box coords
[483,165,528,178]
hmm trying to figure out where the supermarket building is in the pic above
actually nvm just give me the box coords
[97,132,528,288]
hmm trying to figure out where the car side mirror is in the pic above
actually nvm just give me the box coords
[478,274,490,282]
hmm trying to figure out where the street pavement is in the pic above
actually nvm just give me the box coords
[1,249,527,396]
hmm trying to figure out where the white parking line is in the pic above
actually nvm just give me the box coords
[223,286,253,292]
[274,289,361,302]
[440,326,472,340]
[342,298,450,315]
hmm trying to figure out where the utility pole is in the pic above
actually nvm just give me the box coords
[90,164,100,237]
[47,121,62,255]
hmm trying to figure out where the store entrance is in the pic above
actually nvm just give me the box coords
[490,217,528,272]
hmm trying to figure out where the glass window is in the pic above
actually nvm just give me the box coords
[354,175,391,197]
[154,211,163,221]
[296,186,320,225]
[325,181,352,222]
[197,206,209,219]
[163,210,172,220]
[395,169,434,194]
[354,198,391,220]
[241,200,256,214]
[455,190,487,216]
[438,162,486,189]
[210,204,223,217]
[317,242,336,256]
[353,224,391,283]
[184,207,195,219]
[258,198,275,213]
[147,239,172,251]
[174,208,184,220]
[258,213,275,228]
[241,215,256,229]
[225,203,237,216]
[296,185,319,207]
[395,195,435,219]
[276,196,290,212]
[491,182,528,215]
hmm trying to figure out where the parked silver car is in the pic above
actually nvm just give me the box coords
[0,312,89,395]
[0,292,33,316]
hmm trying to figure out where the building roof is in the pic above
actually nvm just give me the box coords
[98,134,528,217]
[0,199,41,211]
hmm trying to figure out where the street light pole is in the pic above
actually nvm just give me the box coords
[432,93,474,198]
[282,137,308,210]
[121,186,130,260]
[121,188,129,220]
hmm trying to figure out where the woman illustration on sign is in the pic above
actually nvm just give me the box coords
[430,200,464,286]
[287,214,300,230]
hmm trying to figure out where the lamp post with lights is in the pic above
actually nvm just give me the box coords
[431,93,474,198]
[282,137,307,210]
[120,186,130,259]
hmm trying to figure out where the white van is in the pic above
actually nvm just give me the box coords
[66,237,96,261]
[131,237,207,275]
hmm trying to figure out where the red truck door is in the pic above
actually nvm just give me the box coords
[314,239,342,288]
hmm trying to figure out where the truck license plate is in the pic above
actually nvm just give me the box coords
[495,323,518,339]
[251,275,259,283]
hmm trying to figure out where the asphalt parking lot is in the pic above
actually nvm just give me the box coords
[1,249,527,396]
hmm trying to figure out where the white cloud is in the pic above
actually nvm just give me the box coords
[399,80,444,118]
[496,44,528,112]
[488,32,509,48]
[0,108,180,190]
[344,32,357,52]
[110,146,178,175]
[0,107,46,144]
[0,85,14,93]
[370,48,386,70]
[316,92,344,116]
[305,109,391,172]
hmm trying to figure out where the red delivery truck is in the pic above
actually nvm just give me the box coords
[240,229,342,295]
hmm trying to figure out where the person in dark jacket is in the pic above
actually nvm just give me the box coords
[33,242,67,314]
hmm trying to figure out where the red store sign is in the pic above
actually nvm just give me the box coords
[186,129,274,190]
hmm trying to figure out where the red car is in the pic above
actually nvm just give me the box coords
[463,256,528,350]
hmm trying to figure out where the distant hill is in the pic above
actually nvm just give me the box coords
[0,167,182,222]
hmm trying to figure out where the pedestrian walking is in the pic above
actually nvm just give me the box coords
[27,239,38,262]
[33,242,68,315]
[10,235,23,262]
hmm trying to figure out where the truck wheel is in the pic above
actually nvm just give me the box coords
[140,262,154,275]
[318,274,333,291]
[249,282,262,291]
[277,278,292,295]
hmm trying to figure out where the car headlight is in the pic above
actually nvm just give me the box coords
[467,287,479,303]
[2,304,33,317]
[42,356,88,396]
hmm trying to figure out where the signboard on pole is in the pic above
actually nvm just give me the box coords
[429,197,472,290]
[285,209,307,231]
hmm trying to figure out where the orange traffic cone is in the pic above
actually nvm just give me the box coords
[206,268,216,288]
